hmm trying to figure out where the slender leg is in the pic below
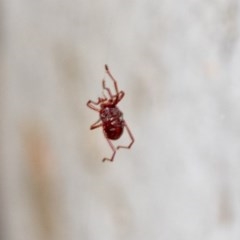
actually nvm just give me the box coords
[87,97,103,111]
[90,119,102,130]
[117,91,125,102]
[104,65,125,105]
[102,133,117,162]
[105,64,119,95]
[102,79,113,98]
[103,83,124,105]
[116,121,134,150]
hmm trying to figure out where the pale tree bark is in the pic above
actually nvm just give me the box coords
[1,1,240,240]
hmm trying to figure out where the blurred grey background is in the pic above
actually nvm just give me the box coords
[1,0,240,240]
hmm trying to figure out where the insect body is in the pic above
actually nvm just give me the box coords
[87,65,134,162]
[100,106,124,140]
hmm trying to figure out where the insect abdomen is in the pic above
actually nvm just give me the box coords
[103,122,124,140]
[100,107,124,140]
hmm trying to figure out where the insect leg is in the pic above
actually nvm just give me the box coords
[105,64,119,95]
[90,119,102,130]
[116,121,134,150]
[102,134,117,162]
[87,98,102,111]
[102,79,113,98]
[117,90,125,102]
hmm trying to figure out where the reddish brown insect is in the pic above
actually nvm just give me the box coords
[87,64,134,162]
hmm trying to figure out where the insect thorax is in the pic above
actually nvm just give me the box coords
[100,106,123,123]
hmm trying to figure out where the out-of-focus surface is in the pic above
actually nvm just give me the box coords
[1,0,240,240]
